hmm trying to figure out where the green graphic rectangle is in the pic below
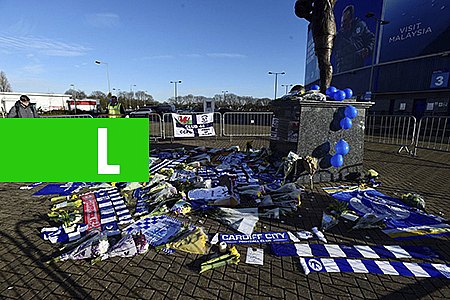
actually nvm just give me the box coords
[0,118,149,182]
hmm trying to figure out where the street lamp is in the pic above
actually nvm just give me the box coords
[366,12,390,96]
[95,60,111,95]
[281,84,293,95]
[268,71,285,100]
[70,84,77,114]
[170,80,182,103]
[130,84,136,109]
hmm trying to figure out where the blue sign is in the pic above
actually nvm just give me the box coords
[379,0,450,63]
[430,71,449,89]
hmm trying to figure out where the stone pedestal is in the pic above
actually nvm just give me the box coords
[270,99,374,183]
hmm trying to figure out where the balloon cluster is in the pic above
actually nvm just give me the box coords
[310,85,352,101]
[330,104,358,168]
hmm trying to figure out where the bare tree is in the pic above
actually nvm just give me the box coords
[0,71,12,92]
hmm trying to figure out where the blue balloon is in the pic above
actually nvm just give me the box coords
[344,105,358,119]
[333,90,346,101]
[310,84,320,91]
[335,139,350,155]
[340,117,352,130]
[326,86,337,96]
[343,88,353,99]
[330,154,344,168]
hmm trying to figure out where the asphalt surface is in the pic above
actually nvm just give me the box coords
[1,140,449,299]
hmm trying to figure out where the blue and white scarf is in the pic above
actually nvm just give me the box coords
[300,257,450,278]
[271,243,442,260]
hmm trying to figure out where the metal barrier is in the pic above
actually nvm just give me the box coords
[365,114,416,154]
[97,113,163,139]
[414,116,450,156]
[162,112,222,139]
[223,112,273,137]
[96,114,127,118]
[41,114,93,118]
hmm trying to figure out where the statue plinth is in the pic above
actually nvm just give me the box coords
[270,98,374,183]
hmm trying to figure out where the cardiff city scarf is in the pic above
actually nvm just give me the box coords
[271,243,442,260]
[172,113,215,137]
[219,232,290,244]
[122,215,182,247]
[81,192,101,231]
[94,191,120,236]
[148,155,189,174]
[324,186,450,239]
[300,257,450,278]
[97,188,133,225]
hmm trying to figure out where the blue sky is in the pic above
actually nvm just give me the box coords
[0,0,308,101]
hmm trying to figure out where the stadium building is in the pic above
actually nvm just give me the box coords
[304,0,450,118]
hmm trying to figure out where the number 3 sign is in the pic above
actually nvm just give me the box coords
[430,71,449,89]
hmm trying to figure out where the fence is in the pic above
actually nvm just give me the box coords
[223,112,273,137]
[365,115,417,154]
[414,116,450,155]
[41,114,93,118]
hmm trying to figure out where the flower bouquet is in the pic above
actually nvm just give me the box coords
[200,246,240,274]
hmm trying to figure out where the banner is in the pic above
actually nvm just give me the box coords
[172,113,215,138]
[324,186,450,239]
[379,0,450,63]
[300,257,450,278]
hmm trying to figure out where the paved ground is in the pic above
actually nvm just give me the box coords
[1,140,450,299]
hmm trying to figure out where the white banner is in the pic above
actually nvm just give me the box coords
[172,113,215,138]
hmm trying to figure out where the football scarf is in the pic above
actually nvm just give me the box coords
[300,257,450,278]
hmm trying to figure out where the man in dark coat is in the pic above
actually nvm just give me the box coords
[295,0,337,93]
[7,95,39,118]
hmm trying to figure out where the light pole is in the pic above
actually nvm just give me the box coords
[130,84,136,109]
[70,84,77,114]
[366,12,390,96]
[268,71,285,100]
[281,84,293,95]
[95,60,111,95]
[170,80,182,103]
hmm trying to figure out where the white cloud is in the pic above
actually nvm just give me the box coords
[181,54,203,58]
[207,53,247,58]
[142,55,175,60]
[85,13,120,28]
[0,35,90,57]
[22,64,45,75]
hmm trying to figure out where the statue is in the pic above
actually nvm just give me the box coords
[295,0,337,94]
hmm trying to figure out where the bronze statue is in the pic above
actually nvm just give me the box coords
[295,0,337,94]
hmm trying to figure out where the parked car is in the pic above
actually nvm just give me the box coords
[129,106,154,118]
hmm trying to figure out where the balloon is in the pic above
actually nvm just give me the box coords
[333,90,346,101]
[326,86,337,96]
[310,84,320,91]
[340,117,352,130]
[335,139,350,155]
[344,105,358,119]
[330,154,344,168]
[343,88,353,99]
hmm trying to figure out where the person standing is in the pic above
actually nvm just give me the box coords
[7,95,40,118]
[107,96,125,118]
